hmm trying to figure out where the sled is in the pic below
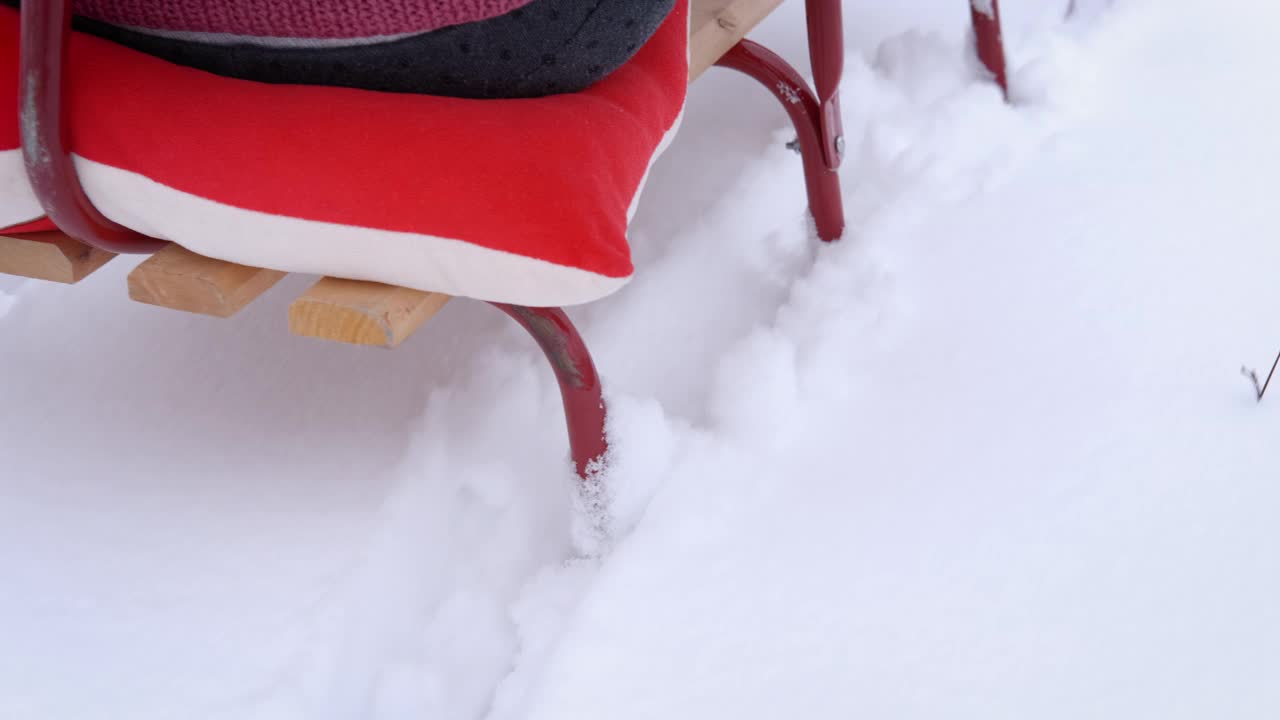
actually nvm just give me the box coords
[0,0,1008,479]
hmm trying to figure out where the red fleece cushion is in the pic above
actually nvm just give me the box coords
[0,1,687,297]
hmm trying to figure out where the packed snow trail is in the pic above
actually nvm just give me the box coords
[2,1,1278,718]
[511,3,1280,718]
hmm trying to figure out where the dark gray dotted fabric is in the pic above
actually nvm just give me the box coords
[56,0,677,98]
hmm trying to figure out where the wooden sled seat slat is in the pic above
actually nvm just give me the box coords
[127,243,285,318]
[0,231,115,284]
[288,277,451,348]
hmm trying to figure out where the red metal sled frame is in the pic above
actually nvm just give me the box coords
[714,0,846,242]
[19,0,167,253]
[17,0,1006,479]
[970,0,1010,96]
[713,0,1008,244]
[716,37,846,242]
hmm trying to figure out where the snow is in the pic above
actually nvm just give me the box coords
[3,1,1279,718]
[0,283,17,318]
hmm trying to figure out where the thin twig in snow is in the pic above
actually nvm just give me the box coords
[1242,350,1280,402]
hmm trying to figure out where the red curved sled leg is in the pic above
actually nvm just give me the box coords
[970,0,1010,97]
[715,40,845,242]
[19,0,167,252]
[805,0,845,172]
[490,304,608,480]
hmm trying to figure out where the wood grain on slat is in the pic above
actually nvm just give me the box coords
[0,231,115,283]
[128,243,285,317]
[288,277,451,348]
[689,0,784,81]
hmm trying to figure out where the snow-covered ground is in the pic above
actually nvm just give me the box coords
[3,1,1278,718]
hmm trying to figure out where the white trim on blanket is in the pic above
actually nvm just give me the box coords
[80,157,631,306]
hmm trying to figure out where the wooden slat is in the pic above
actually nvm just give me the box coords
[128,243,285,318]
[689,0,785,81]
[0,231,115,283]
[288,277,450,348]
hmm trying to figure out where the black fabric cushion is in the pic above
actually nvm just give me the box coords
[44,0,677,99]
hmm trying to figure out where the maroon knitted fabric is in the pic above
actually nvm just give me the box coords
[71,0,540,38]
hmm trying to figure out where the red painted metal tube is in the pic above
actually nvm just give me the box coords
[19,0,167,252]
[805,0,844,170]
[969,0,1010,97]
[716,40,845,242]
[490,304,608,480]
